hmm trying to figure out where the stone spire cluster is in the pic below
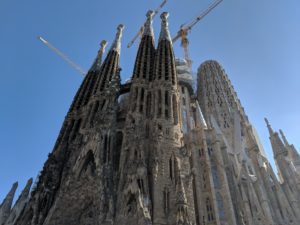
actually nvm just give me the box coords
[2,11,300,225]
[0,179,33,225]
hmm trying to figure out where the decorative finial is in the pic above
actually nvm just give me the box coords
[159,12,172,42]
[110,24,125,53]
[143,10,155,37]
[92,40,108,71]
[279,129,289,146]
[100,40,108,49]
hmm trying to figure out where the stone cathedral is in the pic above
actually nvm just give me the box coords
[1,11,300,225]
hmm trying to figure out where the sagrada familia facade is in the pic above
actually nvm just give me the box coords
[1,11,300,225]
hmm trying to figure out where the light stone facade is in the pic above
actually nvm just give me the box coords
[1,11,300,225]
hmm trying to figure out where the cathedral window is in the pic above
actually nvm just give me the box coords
[202,171,207,190]
[146,92,152,118]
[206,197,214,222]
[169,157,173,181]
[113,132,123,171]
[139,88,145,113]
[165,91,169,119]
[157,90,162,118]
[103,135,108,164]
[172,95,178,125]
[79,150,96,178]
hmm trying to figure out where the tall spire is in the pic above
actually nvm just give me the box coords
[5,178,33,225]
[264,118,274,135]
[159,12,172,42]
[132,11,155,81]
[144,10,155,38]
[153,12,177,84]
[0,182,18,225]
[90,40,108,72]
[279,129,290,146]
[109,24,124,53]
[14,179,32,205]
[93,24,124,93]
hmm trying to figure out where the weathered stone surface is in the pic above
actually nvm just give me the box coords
[2,12,300,225]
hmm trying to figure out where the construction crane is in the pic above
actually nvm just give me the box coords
[172,0,223,68]
[127,0,168,48]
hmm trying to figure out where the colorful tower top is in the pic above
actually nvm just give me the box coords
[90,40,108,72]
[159,12,172,42]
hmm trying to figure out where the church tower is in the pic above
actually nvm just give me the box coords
[1,8,300,225]
[13,24,124,225]
[115,10,155,225]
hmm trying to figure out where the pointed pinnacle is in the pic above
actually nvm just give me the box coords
[143,10,155,37]
[264,118,274,135]
[279,129,289,146]
[110,24,125,53]
[159,12,172,42]
[92,40,108,71]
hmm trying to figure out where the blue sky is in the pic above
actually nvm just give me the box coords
[0,0,299,201]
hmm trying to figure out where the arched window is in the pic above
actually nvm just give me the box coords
[206,197,214,222]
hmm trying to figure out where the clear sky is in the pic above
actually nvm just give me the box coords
[0,0,299,202]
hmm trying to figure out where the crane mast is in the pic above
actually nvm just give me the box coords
[127,0,168,48]
[172,0,223,68]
